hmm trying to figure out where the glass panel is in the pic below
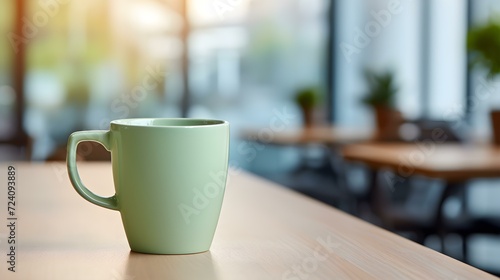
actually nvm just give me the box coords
[23,0,183,159]
[0,1,15,141]
[187,0,329,172]
[189,0,251,27]
[469,0,500,137]
[428,0,467,120]
[335,0,422,126]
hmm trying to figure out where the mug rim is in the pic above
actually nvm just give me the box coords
[110,118,228,128]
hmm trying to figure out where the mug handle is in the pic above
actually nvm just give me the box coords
[66,130,118,211]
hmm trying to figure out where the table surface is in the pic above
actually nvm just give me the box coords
[240,125,373,146]
[342,143,500,182]
[0,163,496,280]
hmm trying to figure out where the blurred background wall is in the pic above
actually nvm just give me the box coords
[0,0,500,163]
[0,0,327,163]
[1,0,500,164]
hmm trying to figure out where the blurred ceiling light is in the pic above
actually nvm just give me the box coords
[189,0,250,27]
[129,1,182,33]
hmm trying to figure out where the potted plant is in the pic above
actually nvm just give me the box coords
[294,87,322,128]
[467,20,500,145]
[361,69,403,141]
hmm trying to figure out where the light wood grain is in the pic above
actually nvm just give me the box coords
[342,143,500,182]
[0,163,496,279]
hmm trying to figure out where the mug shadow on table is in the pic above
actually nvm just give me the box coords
[121,251,220,279]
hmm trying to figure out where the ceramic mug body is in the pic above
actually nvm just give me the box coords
[66,118,230,254]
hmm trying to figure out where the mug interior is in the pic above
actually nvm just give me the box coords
[111,118,226,127]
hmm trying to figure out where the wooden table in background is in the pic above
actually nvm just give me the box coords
[342,142,500,257]
[0,163,496,279]
[240,126,373,146]
[342,143,500,182]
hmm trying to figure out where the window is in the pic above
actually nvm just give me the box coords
[0,1,15,142]
[18,0,184,159]
[1,0,329,161]
[333,0,468,128]
[187,0,330,170]
[469,0,500,137]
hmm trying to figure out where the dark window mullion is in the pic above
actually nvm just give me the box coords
[420,0,431,119]
[327,0,336,123]
[465,0,473,123]
[8,0,28,146]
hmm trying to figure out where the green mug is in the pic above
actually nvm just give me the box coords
[66,118,230,254]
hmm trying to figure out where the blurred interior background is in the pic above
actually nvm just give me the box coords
[2,0,500,275]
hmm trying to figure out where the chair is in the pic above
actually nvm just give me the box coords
[371,173,446,244]
[442,214,500,262]
[345,119,464,244]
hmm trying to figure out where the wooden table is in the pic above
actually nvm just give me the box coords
[0,163,496,279]
[341,143,500,210]
[342,143,500,183]
[240,126,373,146]
[342,143,500,262]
